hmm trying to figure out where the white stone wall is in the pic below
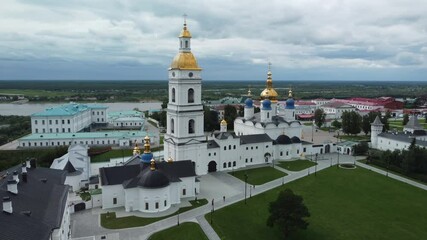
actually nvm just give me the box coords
[51,193,71,240]
[102,185,125,209]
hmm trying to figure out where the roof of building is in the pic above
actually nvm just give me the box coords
[378,132,427,147]
[321,102,355,109]
[240,134,272,145]
[275,135,292,145]
[32,103,107,117]
[213,132,238,140]
[404,115,423,131]
[100,160,196,188]
[0,166,69,240]
[20,131,152,141]
[207,140,220,149]
[372,116,384,126]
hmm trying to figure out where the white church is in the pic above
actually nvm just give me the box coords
[99,20,334,213]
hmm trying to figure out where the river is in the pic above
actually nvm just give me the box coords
[0,102,162,116]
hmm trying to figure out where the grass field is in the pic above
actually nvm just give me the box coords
[91,149,133,162]
[277,160,317,171]
[389,120,427,131]
[101,199,208,229]
[230,167,287,185]
[208,167,427,240]
[148,222,208,240]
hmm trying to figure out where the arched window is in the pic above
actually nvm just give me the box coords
[185,40,188,48]
[188,119,195,134]
[223,162,226,168]
[188,88,194,103]
[172,88,175,102]
[228,162,231,167]
[267,112,270,118]
[171,118,175,134]
[233,161,236,167]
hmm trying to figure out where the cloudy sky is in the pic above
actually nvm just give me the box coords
[1,0,426,81]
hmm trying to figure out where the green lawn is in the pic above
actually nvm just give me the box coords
[208,167,427,240]
[338,135,370,141]
[230,167,287,185]
[91,149,133,162]
[389,120,427,130]
[101,199,208,229]
[277,160,317,171]
[148,222,208,240]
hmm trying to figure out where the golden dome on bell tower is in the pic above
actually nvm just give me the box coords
[170,15,201,71]
[260,62,278,102]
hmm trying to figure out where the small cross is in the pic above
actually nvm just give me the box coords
[183,14,187,25]
[268,61,272,71]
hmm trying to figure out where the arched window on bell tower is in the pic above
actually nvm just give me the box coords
[171,118,175,134]
[188,88,194,103]
[172,88,176,103]
[188,119,195,134]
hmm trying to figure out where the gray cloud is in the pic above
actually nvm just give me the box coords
[0,0,426,80]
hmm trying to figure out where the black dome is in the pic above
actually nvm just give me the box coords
[138,170,170,189]
[276,135,292,145]
[290,136,301,143]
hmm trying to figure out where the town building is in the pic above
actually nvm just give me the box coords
[321,102,357,119]
[332,97,403,111]
[30,103,108,134]
[371,115,427,151]
[0,160,71,240]
[50,144,91,192]
[108,110,145,128]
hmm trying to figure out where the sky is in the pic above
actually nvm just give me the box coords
[0,0,426,81]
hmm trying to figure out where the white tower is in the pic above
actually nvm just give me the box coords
[370,116,383,149]
[220,119,227,132]
[284,88,296,121]
[260,100,273,123]
[244,90,254,120]
[163,18,208,175]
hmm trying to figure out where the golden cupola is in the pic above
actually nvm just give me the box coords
[260,63,278,102]
[170,18,201,71]
[220,119,227,126]
[133,141,141,156]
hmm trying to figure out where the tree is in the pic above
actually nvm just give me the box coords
[203,106,219,131]
[353,142,369,156]
[267,189,310,239]
[331,119,342,129]
[314,109,326,128]
[403,113,409,126]
[341,111,361,135]
[361,115,371,135]
[161,98,168,109]
[224,105,237,130]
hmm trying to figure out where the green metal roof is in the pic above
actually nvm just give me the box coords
[21,131,152,140]
[32,103,107,117]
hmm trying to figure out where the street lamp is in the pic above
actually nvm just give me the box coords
[244,173,248,204]
[177,208,180,226]
[210,198,214,224]
[315,153,318,176]
[336,131,340,168]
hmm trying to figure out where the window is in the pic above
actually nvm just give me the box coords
[245,158,248,163]
[303,148,306,152]
[256,146,258,149]
[49,129,52,133]
[266,145,269,148]
[246,147,248,150]
[62,120,65,124]
[155,202,159,209]
[228,145,231,150]
[208,153,211,156]
[113,198,117,204]
[233,161,236,167]
[233,145,236,149]
[188,119,195,134]
[49,120,52,124]
[67,120,70,124]
[185,40,188,48]
[62,128,65,133]
[182,189,186,196]
[228,162,231,167]
[145,203,149,210]
[280,151,283,156]
[42,120,45,124]
[214,152,216,156]
[56,120,58,124]
[223,162,226,168]
[224,146,226,150]
[56,128,59,133]
[68,128,70,132]
[35,129,38,133]
[164,200,167,207]
[286,151,289,156]
[188,88,194,103]
[172,88,176,102]
[42,129,45,133]
[267,112,270,118]
[251,147,253,150]
[35,120,38,125]
[250,158,253,162]
[171,119,175,134]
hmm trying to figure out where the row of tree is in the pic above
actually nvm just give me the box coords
[367,139,427,182]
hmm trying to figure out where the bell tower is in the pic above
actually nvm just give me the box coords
[164,16,207,175]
